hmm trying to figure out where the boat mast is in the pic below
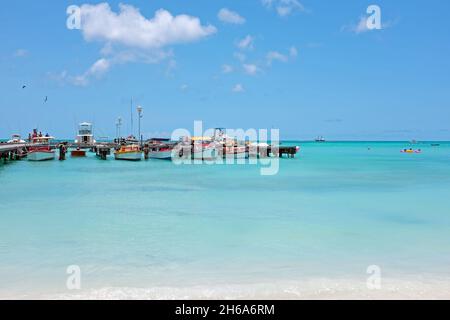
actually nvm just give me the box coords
[130,97,134,138]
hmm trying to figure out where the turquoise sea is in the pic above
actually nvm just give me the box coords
[1,141,450,299]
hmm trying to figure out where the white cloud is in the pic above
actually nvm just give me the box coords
[71,58,111,86]
[58,3,215,86]
[262,0,305,17]
[289,46,298,57]
[165,59,177,77]
[237,35,254,50]
[14,49,28,57]
[218,8,245,25]
[232,84,245,93]
[266,51,288,65]
[342,16,392,34]
[354,16,370,34]
[89,58,111,76]
[180,84,189,91]
[233,52,246,62]
[222,64,234,74]
[79,3,217,49]
[266,46,297,65]
[243,64,260,75]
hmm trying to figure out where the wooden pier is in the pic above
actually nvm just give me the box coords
[0,143,29,162]
[267,146,299,158]
[0,141,299,162]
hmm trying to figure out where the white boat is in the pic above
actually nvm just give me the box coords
[315,136,326,142]
[7,134,26,144]
[147,138,173,160]
[249,142,270,158]
[149,148,173,160]
[28,136,55,161]
[74,122,96,146]
[192,141,218,161]
[213,129,247,159]
[114,144,142,161]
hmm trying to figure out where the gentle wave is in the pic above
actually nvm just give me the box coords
[11,277,450,300]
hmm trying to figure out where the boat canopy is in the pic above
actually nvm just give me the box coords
[78,122,93,136]
[191,136,212,142]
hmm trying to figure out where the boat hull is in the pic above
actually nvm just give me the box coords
[193,148,218,161]
[28,151,55,161]
[71,150,86,157]
[149,150,172,160]
[114,151,142,161]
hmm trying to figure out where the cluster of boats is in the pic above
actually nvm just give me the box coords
[13,125,292,162]
[401,148,422,154]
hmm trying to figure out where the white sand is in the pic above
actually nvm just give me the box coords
[6,276,449,300]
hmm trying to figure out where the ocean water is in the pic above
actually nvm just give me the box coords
[0,141,450,299]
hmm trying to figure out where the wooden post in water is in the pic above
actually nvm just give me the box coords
[59,144,67,161]
[143,144,149,160]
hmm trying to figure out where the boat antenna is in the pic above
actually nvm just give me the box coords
[130,97,134,137]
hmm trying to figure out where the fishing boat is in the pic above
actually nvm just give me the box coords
[222,140,246,159]
[147,138,174,160]
[74,122,96,146]
[71,122,95,157]
[149,145,173,160]
[191,137,218,161]
[114,144,142,161]
[401,148,422,154]
[28,136,55,161]
[71,147,86,157]
[7,134,26,144]
[213,128,246,159]
[315,136,326,142]
[248,142,270,158]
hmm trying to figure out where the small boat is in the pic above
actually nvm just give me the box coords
[28,136,55,161]
[189,136,218,161]
[74,122,96,147]
[114,144,142,161]
[71,147,86,157]
[222,142,246,159]
[401,148,421,154]
[192,142,218,161]
[7,134,26,144]
[315,136,326,142]
[147,139,174,160]
[149,146,173,160]
[249,142,270,158]
[213,129,246,159]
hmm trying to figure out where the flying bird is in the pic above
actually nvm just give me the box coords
[44,96,48,103]
[22,85,26,89]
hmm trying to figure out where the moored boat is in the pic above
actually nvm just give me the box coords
[315,136,326,142]
[28,135,55,161]
[71,147,86,157]
[149,146,173,160]
[191,137,218,161]
[74,122,96,147]
[114,144,142,161]
[7,134,26,144]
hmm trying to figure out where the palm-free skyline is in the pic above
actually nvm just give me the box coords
[1,0,449,140]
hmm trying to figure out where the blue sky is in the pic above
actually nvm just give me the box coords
[0,0,449,140]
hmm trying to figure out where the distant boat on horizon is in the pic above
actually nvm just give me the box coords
[315,136,326,142]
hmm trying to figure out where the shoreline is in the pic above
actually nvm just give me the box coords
[3,276,450,300]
